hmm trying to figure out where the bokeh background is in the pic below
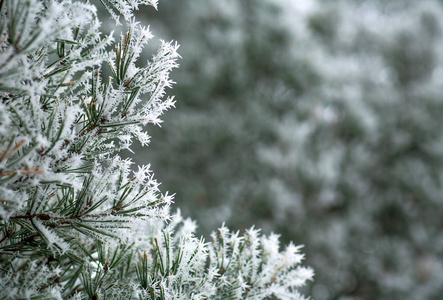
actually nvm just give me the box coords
[108,0,443,299]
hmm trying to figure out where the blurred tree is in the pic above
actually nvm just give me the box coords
[134,0,443,299]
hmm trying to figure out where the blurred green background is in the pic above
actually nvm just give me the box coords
[112,0,443,299]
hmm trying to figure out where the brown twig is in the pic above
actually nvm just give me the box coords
[5,212,110,221]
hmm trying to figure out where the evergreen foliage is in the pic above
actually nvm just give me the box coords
[0,1,313,299]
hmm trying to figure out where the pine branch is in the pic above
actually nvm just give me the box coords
[0,1,313,299]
